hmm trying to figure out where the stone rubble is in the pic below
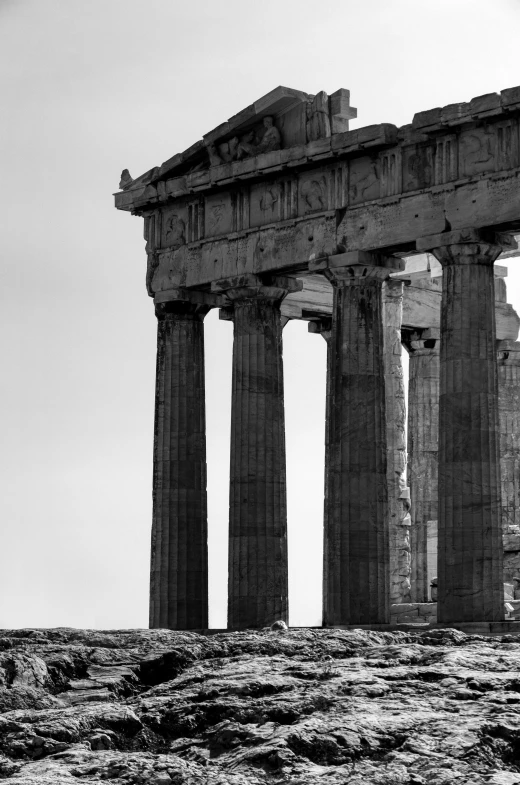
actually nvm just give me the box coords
[0,628,519,782]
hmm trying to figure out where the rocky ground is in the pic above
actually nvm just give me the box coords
[0,628,520,783]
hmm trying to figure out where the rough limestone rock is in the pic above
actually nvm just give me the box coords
[0,629,520,783]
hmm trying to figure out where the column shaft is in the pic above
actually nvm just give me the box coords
[323,328,333,625]
[498,341,520,582]
[228,297,288,629]
[322,255,398,625]
[150,302,208,629]
[406,335,440,602]
[308,318,332,625]
[382,280,411,605]
[425,232,505,623]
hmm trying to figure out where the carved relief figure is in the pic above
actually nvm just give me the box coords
[208,203,226,234]
[405,146,434,191]
[164,214,185,249]
[306,92,331,142]
[207,143,223,168]
[218,136,239,163]
[207,116,282,166]
[461,127,495,176]
[301,178,327,212]
[259,189,278,213]
[236,131,257,160]
[255,116,282,154]
[349,158,380,203]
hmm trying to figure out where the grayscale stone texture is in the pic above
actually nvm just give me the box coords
[150,301,209,630]
[406,331,440,603]
[499,340,520,585]
[4,627,520,784]
[423,232,505,623]
[116,83,520,630]
[220,278,292,630]
[382,280,412,606]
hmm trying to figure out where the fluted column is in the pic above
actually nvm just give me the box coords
[308,317,332,623]
[150,295,211,630]
[311,251,403,625]
[498,340,520,582]
[403,329,440,602]
[382,280,412,605]
[417,229,511,623]
[213,274,301,630]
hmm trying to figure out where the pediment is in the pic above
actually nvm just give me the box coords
[119,85,357,191]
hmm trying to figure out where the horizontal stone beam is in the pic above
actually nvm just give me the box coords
[144,176,520,296]
[279,265,520,340]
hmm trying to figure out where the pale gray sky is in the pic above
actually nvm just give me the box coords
[1,0,520,629]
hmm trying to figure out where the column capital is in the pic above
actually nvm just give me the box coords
[309,250,404,285]
[416,228,517,266]
[154,287,226,319]
[402,327,440,355]
[308,316,332,343]
[383,277,406,298]
[211,273,302,303]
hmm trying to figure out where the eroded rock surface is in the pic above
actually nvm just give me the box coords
[0,628,520,782]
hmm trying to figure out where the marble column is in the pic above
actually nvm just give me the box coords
[417,229,510,623]
[213,274,300,630]
[498,340,520,583]
[308,317,332,622]
[311,251,403,625]
[403,329,440,603]
[149,296,211,630]
[382,280,412,606]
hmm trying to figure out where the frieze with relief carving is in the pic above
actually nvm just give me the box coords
[300,175,328,214]
[146,118,520,252]
[164,213,185,249]
[349,156,380,204]
[144,208,187,296]
[459,126,497,178]
[205,193,233,237]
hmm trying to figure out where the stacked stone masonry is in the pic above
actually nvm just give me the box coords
[116,83,520,629]
[499,340,520,585]
[150,299,210,630]
[403,328,440,603]
[213,275,299,630]
[317,252,401,626]
[418,231,506,623]
[382,280,412,606]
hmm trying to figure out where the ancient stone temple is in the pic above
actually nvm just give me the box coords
[115,84,520,631]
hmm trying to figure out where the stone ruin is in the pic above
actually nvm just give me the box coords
[115,85,520,632]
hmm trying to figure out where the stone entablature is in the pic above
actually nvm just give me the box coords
[116,86,520,215]
[117,86,520,302]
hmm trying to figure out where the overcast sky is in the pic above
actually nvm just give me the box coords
[1,0,520,629]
